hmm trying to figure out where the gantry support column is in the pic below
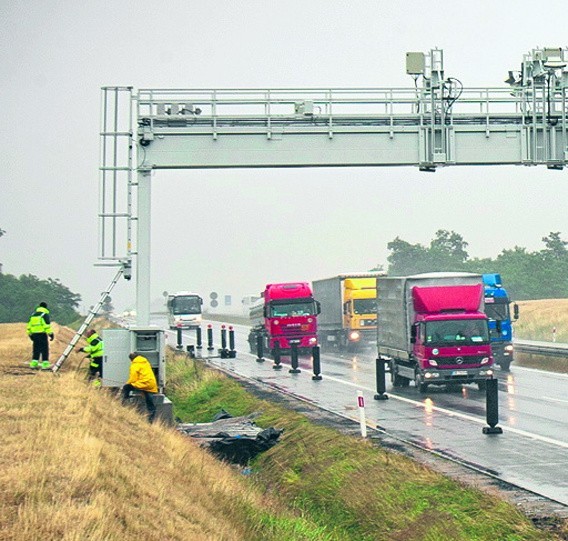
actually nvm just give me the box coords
[136,168,152,326]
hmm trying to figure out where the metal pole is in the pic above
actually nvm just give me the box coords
[311,345,322,380]
[373,358,389,400]
[289,343,301,373]
[256,334,265,363]
[272,342,282,370]
[483,378,503,434]
[136,168,151,326]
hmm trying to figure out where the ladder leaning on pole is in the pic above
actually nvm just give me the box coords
[52,261,130,373]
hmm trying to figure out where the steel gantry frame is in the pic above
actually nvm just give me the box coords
[98,48,568,325]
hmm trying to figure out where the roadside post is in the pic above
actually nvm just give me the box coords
[176,324,183,350]
[311,345,322,380]
[220,325,229,358]
[196,326,202,350]
[289,343,301,373]
[256,334,265,363]
[374,358,389,400]
[483,377,503,434]
[228,326,236,358]
[207,325,214,351]
[357,391,367,438]
[272,342,282,370]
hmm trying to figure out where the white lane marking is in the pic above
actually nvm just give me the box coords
[512,366,568,379]
[309,372,568,450]
[173,325,568,449]
[542,396,568,405]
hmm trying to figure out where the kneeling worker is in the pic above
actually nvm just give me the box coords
[79,329,104,380]
[122,352,158,422]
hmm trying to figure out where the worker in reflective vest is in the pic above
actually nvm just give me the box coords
[27,302,54,370]
[79,329,104,380]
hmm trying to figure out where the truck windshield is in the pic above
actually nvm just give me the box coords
[172,297,201,315]
[270,302,315,317]
[425,320,489,345]
[353,299,377,314]
[484,303,510,321]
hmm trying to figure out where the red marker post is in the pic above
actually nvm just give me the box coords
[357,391,367,438]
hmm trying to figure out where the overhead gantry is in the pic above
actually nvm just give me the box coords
[98,47,568,324]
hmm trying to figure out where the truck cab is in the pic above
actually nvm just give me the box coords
[482,273,519,371]
[342,278,378,348]
[248,282,320,354]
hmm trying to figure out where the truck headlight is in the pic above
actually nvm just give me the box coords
[349,331,360,341]
[504,345,514,352]
[481,357,490,365]
[428,359,438,367]
[360,320,365,326]
[309,337,317,344]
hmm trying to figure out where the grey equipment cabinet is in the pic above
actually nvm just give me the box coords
[101,327,166,390]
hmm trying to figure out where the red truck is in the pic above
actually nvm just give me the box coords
[248,282,320,354]
[377,273,494,393]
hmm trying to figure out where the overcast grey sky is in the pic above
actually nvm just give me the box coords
[1,0,567,314]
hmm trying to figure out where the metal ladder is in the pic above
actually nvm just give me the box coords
[99,86,134,264]
[52,262,130,373]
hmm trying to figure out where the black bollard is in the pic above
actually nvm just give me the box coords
[256,334,265,363]
[374,358,389,400]
[228,326,236,358]
[483,378,503,434]
[220,325,228,358]
[186,344,195,359]
[289,343,301,373]
[272,342,282,370]
[196,326,202,349]
[221,325,227,350]
[311,345,322,380]
[176,326,183,350]
[207,325,214,351]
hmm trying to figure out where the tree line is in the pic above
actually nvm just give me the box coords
[0,273,81,325]
[378,230,568,300]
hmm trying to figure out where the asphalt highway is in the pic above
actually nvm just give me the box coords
[164,318,568,506]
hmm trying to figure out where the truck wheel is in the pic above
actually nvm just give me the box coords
[477,380,487,392]
[248,334,256,354]
[392,372,405,387]
[414,372,428,394]
[499,360,511,372]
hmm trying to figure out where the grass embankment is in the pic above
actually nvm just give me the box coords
[0,323,343,541]
[168,353,566,541]
[514,299,568,373]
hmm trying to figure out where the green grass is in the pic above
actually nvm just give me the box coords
[165,352,561,541]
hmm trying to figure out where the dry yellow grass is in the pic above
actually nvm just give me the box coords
[515,299,568,342]
[0,324,277,541]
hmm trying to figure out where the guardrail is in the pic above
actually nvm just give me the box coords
[514,339,568,358]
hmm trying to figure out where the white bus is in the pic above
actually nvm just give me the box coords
[166,292,203,329]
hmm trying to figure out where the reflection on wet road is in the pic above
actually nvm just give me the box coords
[163,319,568,505]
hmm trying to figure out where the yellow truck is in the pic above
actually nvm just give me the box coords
[312,273,383,351]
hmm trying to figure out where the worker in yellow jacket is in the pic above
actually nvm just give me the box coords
[122,352,158,422]
[27,302,54,369]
